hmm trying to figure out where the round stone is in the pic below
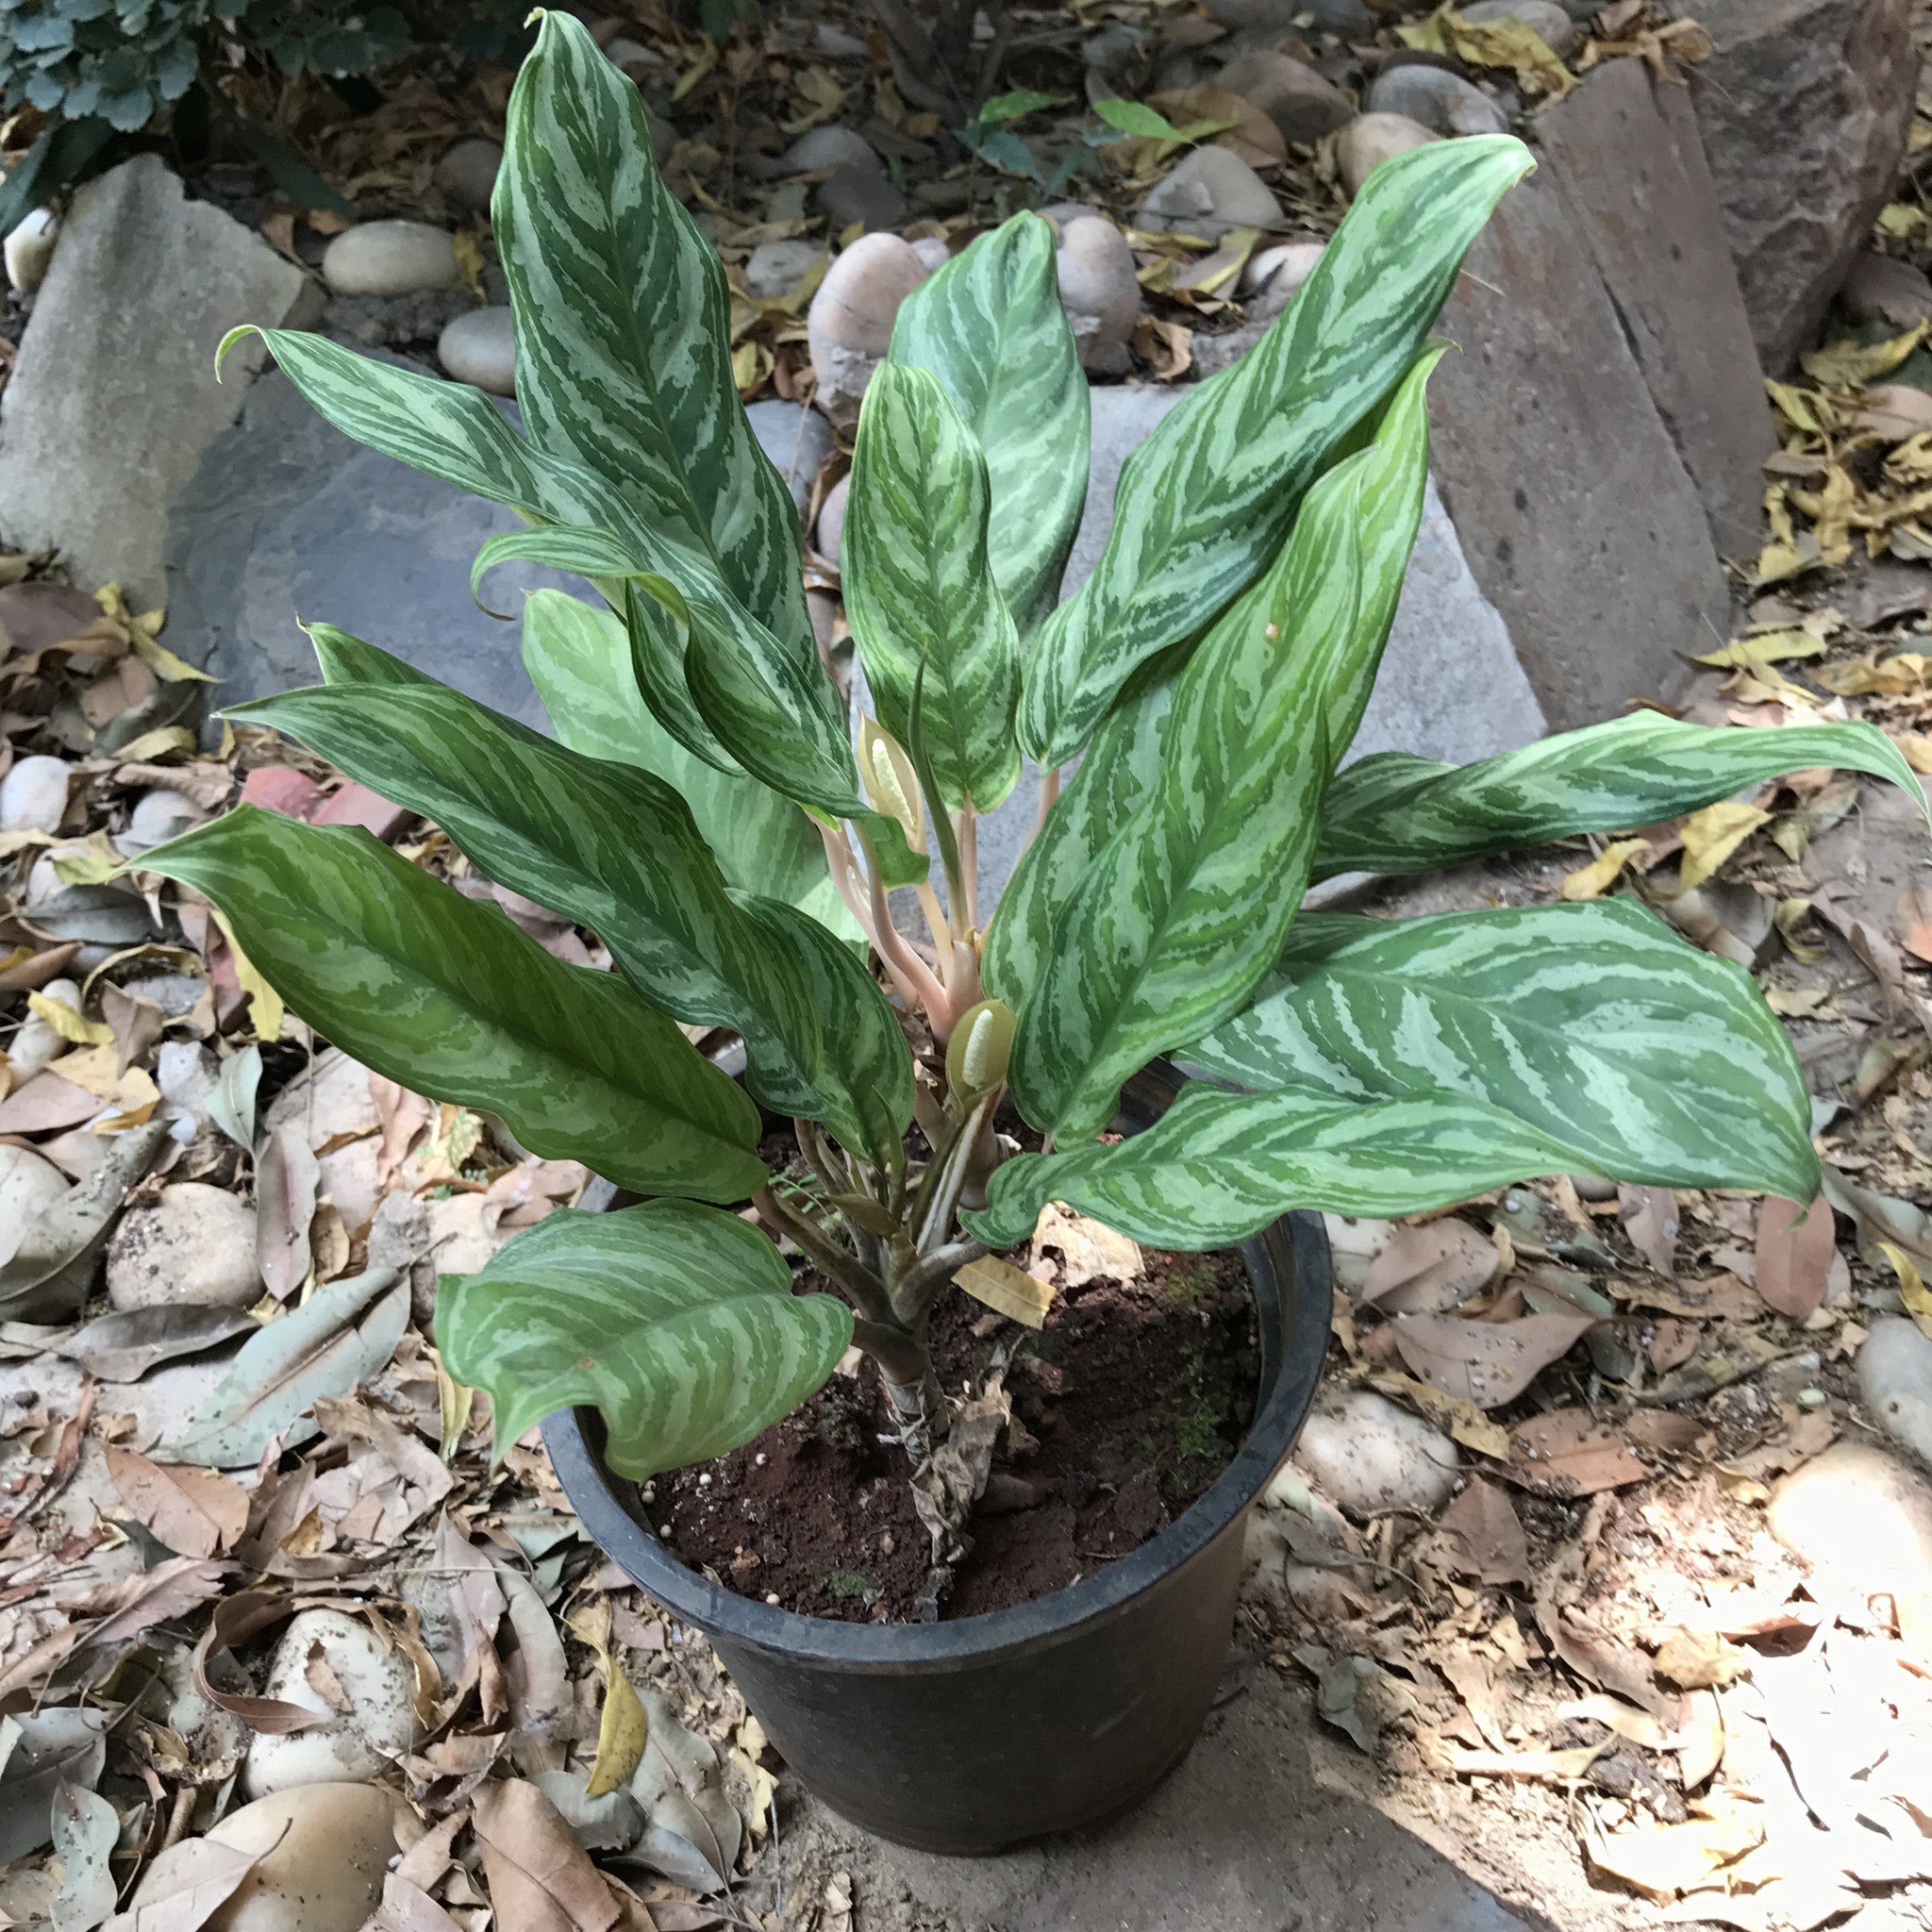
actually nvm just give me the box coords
[1057,216,1141,374]
[1459,0,1579,56]
[438,305,516,395]
[1292,1389,1460,1518]
[193,1782,416,1932]
[1137,145,1283,239]
[818,163,909,232]
[433,137,503,215]
[1367,64,1510,137]
[1858,1316,1932,1472]
[1217,50,1357,145]
[4,208,58,295]
[117,786,205,856]
[1337,110,1441,196]
[815,473,850,567]
[779,125,881,175]
[0,753,71,834]
[1769,1441,1932,1600]
[242,1608,425,1797]
[8,974,79,1079]
[909,235,952,273]
[744,237,824,298]
[1244,239,1326,317]
[807,233,931,426]
[106,1182,262,1312]
[321,220,460,298]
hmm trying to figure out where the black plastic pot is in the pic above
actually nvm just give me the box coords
[544,1089,1333,1854]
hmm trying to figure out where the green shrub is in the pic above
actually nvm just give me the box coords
[142,15,1924,1562]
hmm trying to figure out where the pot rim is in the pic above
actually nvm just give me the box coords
[544,1206,1332,1671]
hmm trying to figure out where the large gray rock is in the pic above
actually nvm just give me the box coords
[744,398,835,517]
[0,156,311,608]
[1538,57,1775,563]
[165,367,576,728]
[1689,0,1919,372]
[1427,162,1728,728]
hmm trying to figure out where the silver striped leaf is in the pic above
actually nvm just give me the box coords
[519,591,861,948]
[493,12,819,682]
[1015,135,1533,768]
[1314,713,1931,879]
[741,894,917,1165]
[844,364,1023,812]
[1185,900,1818,1197]
[142,809,768,1205]
[963,1085,1591,1251]
[231,642,833,1122]
[435,1203,852,1480]
[1008,365,1434,1144]
[886,213,1090,633]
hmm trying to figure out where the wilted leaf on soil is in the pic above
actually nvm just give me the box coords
[568,1598,648,1799]
[1676,1689,1724,1790]
[1897,877,1932,964]
[51,1776,118,1932]
[1359,1219,1497,1315]
[101,1833,269,1931]
[1754,1193,1835,1319]
[1365,1370,1511,1456]
[628,1684,741,1891]
[207,1043,261,1151]
[1678,801,1772,891]
[1426,1735,1608,1781]
[56,1304,257,1382]
[953,1254,1054,1329]
[1821,1164,1932,1266]
[254,1124,320,1302]
[1619,1185,1679,1276]
[63,1554,230,1654]
[1391,1311,1597,1409]
[159,1266,408,1467]
[1801,321,1930,389]
[1557,838,1650,901]
[191,1590,327,1736]
[1585,1809,1763,1903]
[1438,1479,1529,1584]
[472,1779,622,1932]
[1507,1409,1647,1496]
[1654,1626,1747,1690]
[1878,1241,1932,1341]
[107,1445,248,1557]
[0,1709,108,1861]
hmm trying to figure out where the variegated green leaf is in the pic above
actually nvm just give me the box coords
[844,364,1022,812]
[142,808,766,1204]
[963,1086,1588,1250]
[1185,900,1817,1196]
[742,894,915,1164]
[520,591,861,946]
[234,636,831,1121]
[1314,713,1932,880]
[886,213,1090,632]
[1008,360,1435,1143]
[436,1202,851,1479]
[496,11,819,678]
[1016,134,1533,767]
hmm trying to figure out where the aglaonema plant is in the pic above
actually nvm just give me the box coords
[144,10,1926,1605]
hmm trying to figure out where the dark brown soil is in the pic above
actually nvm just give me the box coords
[647,1246,1259,1623]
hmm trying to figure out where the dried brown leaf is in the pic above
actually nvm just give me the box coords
[255,1123,319,1302]
[106,1446,248,1557]
[1391,1311,1597,1409]
[1507,1409,1648,1496]
[1618,1185,1679,1277]
[472,1779,623,1932]
[1359,1220,1497,1315]
[1754,1192,1835,1319]
[1437,1479,1529,1584]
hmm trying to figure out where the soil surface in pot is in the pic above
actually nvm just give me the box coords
[647,1247,1258,1622]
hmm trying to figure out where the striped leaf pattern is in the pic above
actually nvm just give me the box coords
[1008,367,1434,1144]
[963,1086,1590,1251]
[232,643,832,1121]
[1016,135,1533,767]
[1314,714,1931,879]
[886,214,1090,632]
[844,365,1022,812]
[495,11,818,678]
[981,649,1181,1009]
[743,894,916,1164]
[1185,900,1818,1196]
[519,591,860,947]
[143,809,768,1204]
[436,1203,851,1480]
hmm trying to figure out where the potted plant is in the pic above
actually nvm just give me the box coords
[147,8,1924,1854]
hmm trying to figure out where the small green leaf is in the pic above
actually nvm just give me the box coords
[978,89,1070,125]
[142,808,768,1204]
[436,1203,854,1479]
[1091,98,1180,140]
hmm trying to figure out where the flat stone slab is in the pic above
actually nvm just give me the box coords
[0,156,311,610]
[1538,57,1777,564]
[1428,161,1733,729]
[166,367,575,730]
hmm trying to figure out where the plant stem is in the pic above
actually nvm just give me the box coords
[857,826,952,1032]
[957,803,979,933]
[752,1185,892,1324]
[894,1237,991,1324]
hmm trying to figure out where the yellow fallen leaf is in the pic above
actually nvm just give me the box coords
[1585,1810,1762,1903]
[27,991,112,1047]
[954,1254,1055,1330]
[52,834,125,887]
[433,1348,474,1463]
[1678,801,1771,891]
[568,1598,648,1796]
[1559,838,1650,901]
[208,907,284,1042]
[1878,1240,1932,1341]
[112,724,198,764]
[1691,629,1827,670]
[1801,320,1931,390]
[1366,1370,1510,1457]
[1896,733,1932,774]
[1428,1736,1607,1780]
[1764,379,1829,435]
[1398,3,1574,94]
[1817,650,1932,695]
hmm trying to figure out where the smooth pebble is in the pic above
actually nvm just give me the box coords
[8,974,81,1078]
[242,1608,425,1796]
[1366,63,1509,136]
[4,208,57,294]
[438,305,516,395]
[106,1182,262,1311]
[0,753,70,834]
[1137,145,1283,239]
[1336,110,1441,196]
[0,1144,66,1266]
[1292,1389,1459,1518]
[434,137,503,214]
[1859,1316,1932,1472]
[807,233,930,426]
[321,220,460,298]
[1057,216,1141,374]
